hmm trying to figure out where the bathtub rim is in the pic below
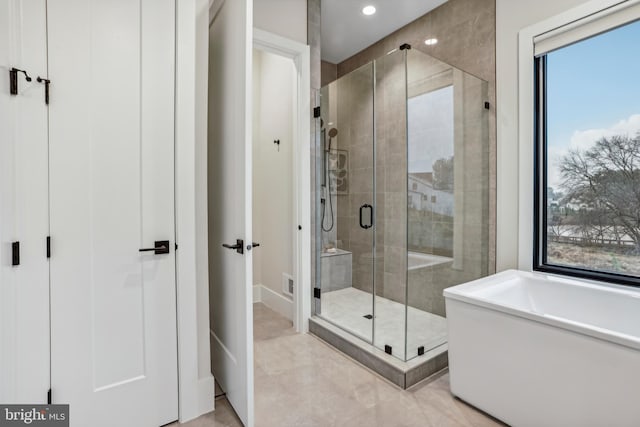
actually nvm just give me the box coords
[444,269,640,351]
[407,251,453,271]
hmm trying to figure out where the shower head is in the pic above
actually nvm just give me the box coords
[325,128,338,152]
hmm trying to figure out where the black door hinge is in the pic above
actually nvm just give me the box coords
[9,68,32,95]
[313,106,321,118]
[399,43,412,50]
[385,345,392,355]
[37,77,51,105]
[484,101,490,110]
[313,288,321,299]
[47,389,52,405]
[175,243,178,251]
[418,346,425,356]
[11,242,20,266]
[46,236,51,258]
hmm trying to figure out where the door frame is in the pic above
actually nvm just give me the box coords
[252,28,311,334]
[174,0,216,423]
[174,2,311,423]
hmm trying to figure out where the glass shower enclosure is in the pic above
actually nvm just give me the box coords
[315,46,490,362]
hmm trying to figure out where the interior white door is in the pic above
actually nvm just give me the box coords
[208,0,254,425]
[47,1,178,426]
[0,0,50,404]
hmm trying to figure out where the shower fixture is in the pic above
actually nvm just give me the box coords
[321,126,338,233]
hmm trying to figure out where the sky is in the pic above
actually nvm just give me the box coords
[546,19,640,189]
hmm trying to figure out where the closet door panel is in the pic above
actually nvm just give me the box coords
[47,0,178,425]
[0,0,50,404]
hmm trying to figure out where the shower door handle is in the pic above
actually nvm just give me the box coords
[359,204,373,230]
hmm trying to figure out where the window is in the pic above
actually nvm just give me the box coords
[534,15,640,286]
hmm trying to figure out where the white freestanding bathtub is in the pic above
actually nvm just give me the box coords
[444,270,640,427]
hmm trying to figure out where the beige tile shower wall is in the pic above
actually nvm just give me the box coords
[334,65,376,294]
[376,52,409,306]
[334,0,496,315]
[337,0,497,277]
[329,52,409,306]
[321,60,337,87]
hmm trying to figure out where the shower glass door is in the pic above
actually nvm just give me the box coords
[404,48,490,360]
[317,62,376,344]
[315,46,490,363]
[372,49,408,361]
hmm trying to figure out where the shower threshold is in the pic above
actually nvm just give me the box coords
[309,316,448,389]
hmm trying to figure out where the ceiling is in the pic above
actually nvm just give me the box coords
[321,0,448,64]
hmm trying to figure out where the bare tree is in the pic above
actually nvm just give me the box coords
[560,133,640,252]
[547,210,567,239]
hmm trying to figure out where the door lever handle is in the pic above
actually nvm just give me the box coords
[246,242,260,251]
[139,240,170,255]
[222,239,244,254]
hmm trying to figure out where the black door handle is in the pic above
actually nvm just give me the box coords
[139,240,170,254]
[222,239,244,254]
[359,204,373,229]
[246,242,261,251]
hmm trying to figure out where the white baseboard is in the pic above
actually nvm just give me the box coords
[253,284,262,303]
[253,284,293,321]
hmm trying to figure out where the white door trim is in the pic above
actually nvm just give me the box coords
[253,28,311,333]
[175,0,216,423]
[174,11,311,423]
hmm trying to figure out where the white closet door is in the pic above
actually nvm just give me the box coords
[47,1,178,426]
[0,0,50,404]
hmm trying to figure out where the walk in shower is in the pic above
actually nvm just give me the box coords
[314,45,490,365]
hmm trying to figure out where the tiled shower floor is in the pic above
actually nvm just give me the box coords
[320,287,447,360]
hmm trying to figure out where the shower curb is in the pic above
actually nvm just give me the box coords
[309,316,448,389]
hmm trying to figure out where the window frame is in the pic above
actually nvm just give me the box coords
[533,46,640,288]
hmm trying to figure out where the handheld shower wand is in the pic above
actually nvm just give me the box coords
[321,127,339,233]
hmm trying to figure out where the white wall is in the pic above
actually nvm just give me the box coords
[252,49,296,297]
[252,49,264,288]
[253,0,307,44]
[495,0,589,271]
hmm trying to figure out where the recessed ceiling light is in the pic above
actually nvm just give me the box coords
[424,38,438,46]
[362,5,376,16]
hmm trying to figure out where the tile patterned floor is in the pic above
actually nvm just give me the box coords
[175,303,504,427]
[320,287,448,360]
